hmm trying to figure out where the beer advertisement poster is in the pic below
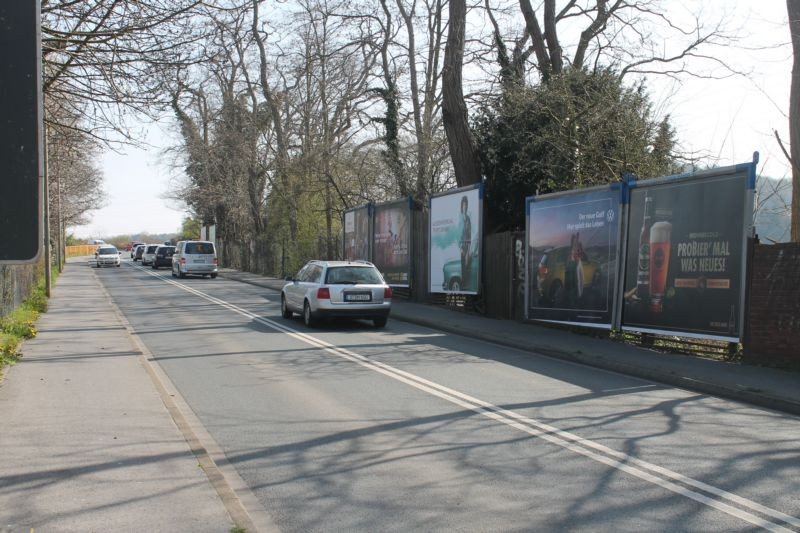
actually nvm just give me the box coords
[343,205,370,261]
[526,187,621,327]
[621,172,748,339]
[373,200,411,287]
[429,185,482,294]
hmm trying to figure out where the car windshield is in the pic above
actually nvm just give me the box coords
[98,247,117,255]
[325,266,383,285]
[185,242,214,254]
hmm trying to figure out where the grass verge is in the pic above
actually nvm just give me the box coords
[0,272,56,373]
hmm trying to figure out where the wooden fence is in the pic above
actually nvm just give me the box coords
[65,245,99,258]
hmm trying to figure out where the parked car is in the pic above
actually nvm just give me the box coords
[281,260,392,328]
[127,241,144,254]
[141,244,159,266]
[534,246,601,308]
[172,240,218,279]
[152,245,176,269]
[94,246,121,268]
[133,244,146,261]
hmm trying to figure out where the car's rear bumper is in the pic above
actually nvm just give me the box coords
[181,264,218,273]
[313,301,391,319]
[314,307,391,320]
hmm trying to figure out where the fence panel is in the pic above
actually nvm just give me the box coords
[65,245,98,257]
[484,232,513,318]
[1,264,38,319]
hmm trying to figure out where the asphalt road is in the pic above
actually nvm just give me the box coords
[96,259,800,532]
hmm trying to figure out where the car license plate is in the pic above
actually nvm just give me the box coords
[193,259,205,263]
[345,293,371,302]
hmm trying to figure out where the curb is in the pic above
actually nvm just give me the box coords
[218,271,800,418]
[103,266,279,532]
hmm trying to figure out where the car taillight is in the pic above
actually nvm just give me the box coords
[317,287,330,299]
[213,257,218,265]
[538,266,548,275]
[180,258,186,264]
[384,286,392,299]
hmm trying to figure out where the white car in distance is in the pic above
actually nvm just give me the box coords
[94,246,121,268]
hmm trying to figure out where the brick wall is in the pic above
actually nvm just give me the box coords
[744,242,800,367]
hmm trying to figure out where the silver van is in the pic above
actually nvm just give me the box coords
[172,240,218,279]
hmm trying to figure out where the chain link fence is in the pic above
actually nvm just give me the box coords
[1,263,39,319]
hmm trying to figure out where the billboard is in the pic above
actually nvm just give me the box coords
[343,204,371,261]
[0,2,43,263]
[526,185,622,328]
[621,165,753,340]
[373,199,411,287]
[429,184,482,294]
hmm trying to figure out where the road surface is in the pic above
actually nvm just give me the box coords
[96,259,800,532]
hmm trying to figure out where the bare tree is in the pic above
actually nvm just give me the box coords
[442,0,483,187]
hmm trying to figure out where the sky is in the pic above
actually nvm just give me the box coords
[70,1,793,240]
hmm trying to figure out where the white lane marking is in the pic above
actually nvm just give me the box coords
[131,264,799,532]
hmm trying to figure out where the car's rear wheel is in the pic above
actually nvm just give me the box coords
[303,301,316,327]
[373,316,388,328]
[210,273,217,279]
[179,270,186,279]
[152,264,158,269]
[281,295,292,319]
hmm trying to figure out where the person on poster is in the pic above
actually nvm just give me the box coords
[459,195,472,290]
[564,232,586,307]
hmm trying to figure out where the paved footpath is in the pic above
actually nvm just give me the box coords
[0,262,235,532]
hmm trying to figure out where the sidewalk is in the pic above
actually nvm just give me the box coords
[0,261,235,532]
[219,268,800,417]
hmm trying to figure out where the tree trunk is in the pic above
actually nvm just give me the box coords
[442,0,482,187]
[789,0,800,241]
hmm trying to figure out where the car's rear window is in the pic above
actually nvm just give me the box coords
[146,245,159,253]
[185,242,214,254]
[98,247,117,255]
[325,266,383,285]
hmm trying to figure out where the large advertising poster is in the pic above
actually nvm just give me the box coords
[343,205,371,261]
[373,200,411,287]
[526,186,621,327]
[621,170,751,340]
[429,184,482,294]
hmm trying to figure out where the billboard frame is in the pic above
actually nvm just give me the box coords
[428,182,483,295]
[372,196,414,288]
[619,154,757,342]
[524,182,626,330]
